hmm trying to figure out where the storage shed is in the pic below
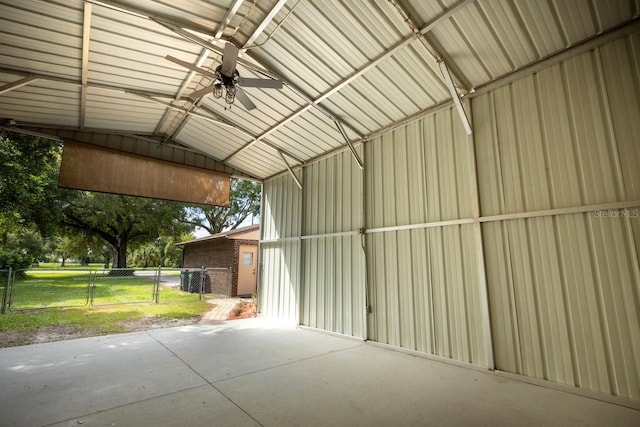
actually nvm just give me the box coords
[178,225,259,296]
[0,0,638,407]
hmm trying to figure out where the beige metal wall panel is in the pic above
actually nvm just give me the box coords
[476,33,640,399]
[262,174,302,241]
[363,106,488,366]
[483,212,640,399]
[599,32,640,201]
[366,107,475,228]
[366,226,488,366]
[259,172,303,322]
[476,37,640,216]
[259,241,300,322]
[298,146,365,337]
[304,149,363,235]
[302,236,365,338]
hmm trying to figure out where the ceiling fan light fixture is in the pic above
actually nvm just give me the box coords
[226,86,236,104]
[213,83,223,98]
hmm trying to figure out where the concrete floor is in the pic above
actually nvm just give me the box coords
[0,318,638,427]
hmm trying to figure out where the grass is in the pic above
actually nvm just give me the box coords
[0,268,215,347]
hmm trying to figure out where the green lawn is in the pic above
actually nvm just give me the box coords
[0,269,215,348]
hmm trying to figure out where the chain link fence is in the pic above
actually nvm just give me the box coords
[1,266,232,313]
[8,269,91,311]
[158,267,232,301]
[90,268,158,306]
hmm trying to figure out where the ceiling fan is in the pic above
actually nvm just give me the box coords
[166,43,283,111]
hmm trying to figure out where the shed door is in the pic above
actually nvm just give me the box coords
[237,245,257,295]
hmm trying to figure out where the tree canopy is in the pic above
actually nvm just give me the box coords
[0,133,63,269]
[184,178,261,234]
[62,193,191,268]
[0,133,63,235]
[1,133,262,269]
[0,134,195,269]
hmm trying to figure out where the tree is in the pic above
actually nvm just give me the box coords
[183,178,261,234]
[62,193,192,268]
[0,133,64,236]
[0,133,63,269]
[129,234,189,268]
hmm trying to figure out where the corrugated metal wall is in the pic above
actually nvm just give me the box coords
[475,33,640,399]
[301,150,365,338]
[260,32,639,399]
[365,110,490,367]
[259,174,301,322]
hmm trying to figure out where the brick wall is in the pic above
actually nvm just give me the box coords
[182,239,234,295]
[182,238,259,297]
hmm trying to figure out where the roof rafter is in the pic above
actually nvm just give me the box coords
[80,2,92,130]
[0,67,184,100]
[224,0,474,163]
[0,76,38,95]
[158,0,246,139]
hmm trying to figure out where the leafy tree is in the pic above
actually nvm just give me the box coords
[183,178,261,234]
[0,133,64,236]
[0,133,62,269]
[0,216,44,270]
[62,193,192,268]
[129,234,189,268]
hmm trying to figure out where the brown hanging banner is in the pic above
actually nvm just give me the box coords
[58,140,230,207]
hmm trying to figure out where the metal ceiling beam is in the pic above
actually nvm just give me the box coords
[162,0,245,138]
[439,60,472,135]
[131,91,305,165]
[175,0,245,101]
[0,76,38,95]
[0,126,63,141]
[389,0,474,92]
[278,150,302,190]
[80,2,92,130]
[127,91,238,128]
[388,0,474,134]
[0,67,183,100]
[87,2,359,161]
[88,0,471,173]
[242,0,289,50]
[224,0,474,164]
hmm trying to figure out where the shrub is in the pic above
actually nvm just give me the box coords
[0,248,34,271]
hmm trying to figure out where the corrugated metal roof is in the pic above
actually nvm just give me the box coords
[0,0,637,180]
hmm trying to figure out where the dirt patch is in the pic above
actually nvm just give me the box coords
[227,301,257,320]
[0,317,200,348]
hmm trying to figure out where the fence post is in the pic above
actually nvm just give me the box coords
[89,270,96,306]
[199,266,204,300]
[1,267,10,314]
[155,266,161,303]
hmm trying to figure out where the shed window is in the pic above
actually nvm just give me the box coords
[242,252,253,265]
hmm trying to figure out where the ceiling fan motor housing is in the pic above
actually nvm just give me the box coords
[215,65,240,88]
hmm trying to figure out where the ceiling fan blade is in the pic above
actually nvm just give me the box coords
[238,77,283,89]
[235,87,256,110]
[188,84,215,99]
[221,43,239,77]
[166,55,218,80]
